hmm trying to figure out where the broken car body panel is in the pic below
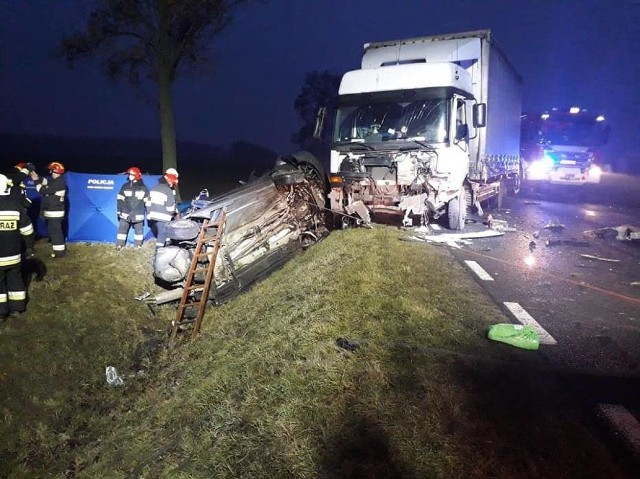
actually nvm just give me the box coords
[152,154,329,304]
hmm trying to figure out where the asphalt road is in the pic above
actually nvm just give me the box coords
[425,172,640,458]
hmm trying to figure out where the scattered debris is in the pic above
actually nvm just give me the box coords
[532,230,540,239]
[583,224,640,241]
[485,216,516,232]
[336,337,359,352]
[488,323,539,350]
[523,200,541,205]
[528,241,537,252]
[631,282,640,287]
[545,239,590,247]
[580,254,621,263]
[417,229,504,245]
[134,291,151,301]
[105,366,124,387]
[544,220,565,231]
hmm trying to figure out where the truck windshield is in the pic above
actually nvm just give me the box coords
[334,91,450,145]
[523,115,609,147]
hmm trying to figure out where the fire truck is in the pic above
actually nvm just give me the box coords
[521,107,610,185]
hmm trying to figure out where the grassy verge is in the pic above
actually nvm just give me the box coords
[0,227,634,478]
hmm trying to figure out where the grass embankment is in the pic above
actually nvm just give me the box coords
[0,227,633,478]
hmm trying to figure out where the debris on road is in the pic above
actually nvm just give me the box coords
[486,215,517,232]
[523,200,541,205]
[488,323,540,350]
[580,254,621,263]
[528,241,537,252]
[583,224,640,241]
[631,282,640,287]
[545,239,590,247]
[416,229,505,246]
[544,219,565,231]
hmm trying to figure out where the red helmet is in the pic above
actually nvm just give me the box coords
[126,166,142,181]
[164,173,179,187]
[48,161,65,174]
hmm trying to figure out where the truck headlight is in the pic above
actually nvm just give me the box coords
[527,155,554,178]
[588,164,602,181]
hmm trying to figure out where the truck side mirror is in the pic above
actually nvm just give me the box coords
[473,103,487,128]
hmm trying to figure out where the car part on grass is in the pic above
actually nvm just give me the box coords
[150,152,330,305]
[336,337,359,352]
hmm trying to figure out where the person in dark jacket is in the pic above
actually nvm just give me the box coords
[0,174,35,322]
[116,166,149,249]
[146,171,179,249]
[6,162,35,209]
[31,161,67,258]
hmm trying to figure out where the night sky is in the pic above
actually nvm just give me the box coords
[1,0,639,170]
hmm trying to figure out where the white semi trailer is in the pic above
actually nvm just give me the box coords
[327,30,523,229]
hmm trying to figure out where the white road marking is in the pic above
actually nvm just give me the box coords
[503,302,557,345]
[598,404,640,456]
[430,224,441,231]
[464,260,494,281]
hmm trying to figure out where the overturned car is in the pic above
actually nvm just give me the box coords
[151,152,330,306]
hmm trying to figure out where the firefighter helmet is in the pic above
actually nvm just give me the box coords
[165,168,179,178]
[164,173,179,187]
[15,162,28,172]
[48,161,65,175]
[0,174,9,195]
[126,166,142,181]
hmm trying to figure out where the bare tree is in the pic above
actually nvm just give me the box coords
[60,0,261,173]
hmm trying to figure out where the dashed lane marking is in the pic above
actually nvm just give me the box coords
[464,260,494,281]
[598,404,640,456]
[503,301,558,345]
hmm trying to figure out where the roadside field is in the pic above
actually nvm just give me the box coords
[0,227,635,478]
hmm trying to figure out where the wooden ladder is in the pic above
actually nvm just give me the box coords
[169,208,226,345]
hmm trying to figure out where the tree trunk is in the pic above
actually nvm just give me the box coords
[157,0,180,200]
[158,69,177,174]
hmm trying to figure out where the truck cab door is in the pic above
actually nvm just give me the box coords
[453,96,469,152]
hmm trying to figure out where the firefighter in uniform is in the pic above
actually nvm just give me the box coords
[0,174,35,322]
[116,166,149,249]
[6,162,36,209]
[146,170,179,249]
[31,162,67,258]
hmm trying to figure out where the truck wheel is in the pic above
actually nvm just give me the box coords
[447,192,467,230]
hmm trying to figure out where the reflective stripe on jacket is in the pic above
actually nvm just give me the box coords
[0,197,35,266]
[146,182,175,222]
[117,180,149,222]
[35,175,67,218]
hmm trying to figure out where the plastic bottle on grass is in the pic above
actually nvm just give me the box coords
[106,366,125,386]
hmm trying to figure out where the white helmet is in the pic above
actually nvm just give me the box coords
[0,174,10,196]
[165,168,179,178]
